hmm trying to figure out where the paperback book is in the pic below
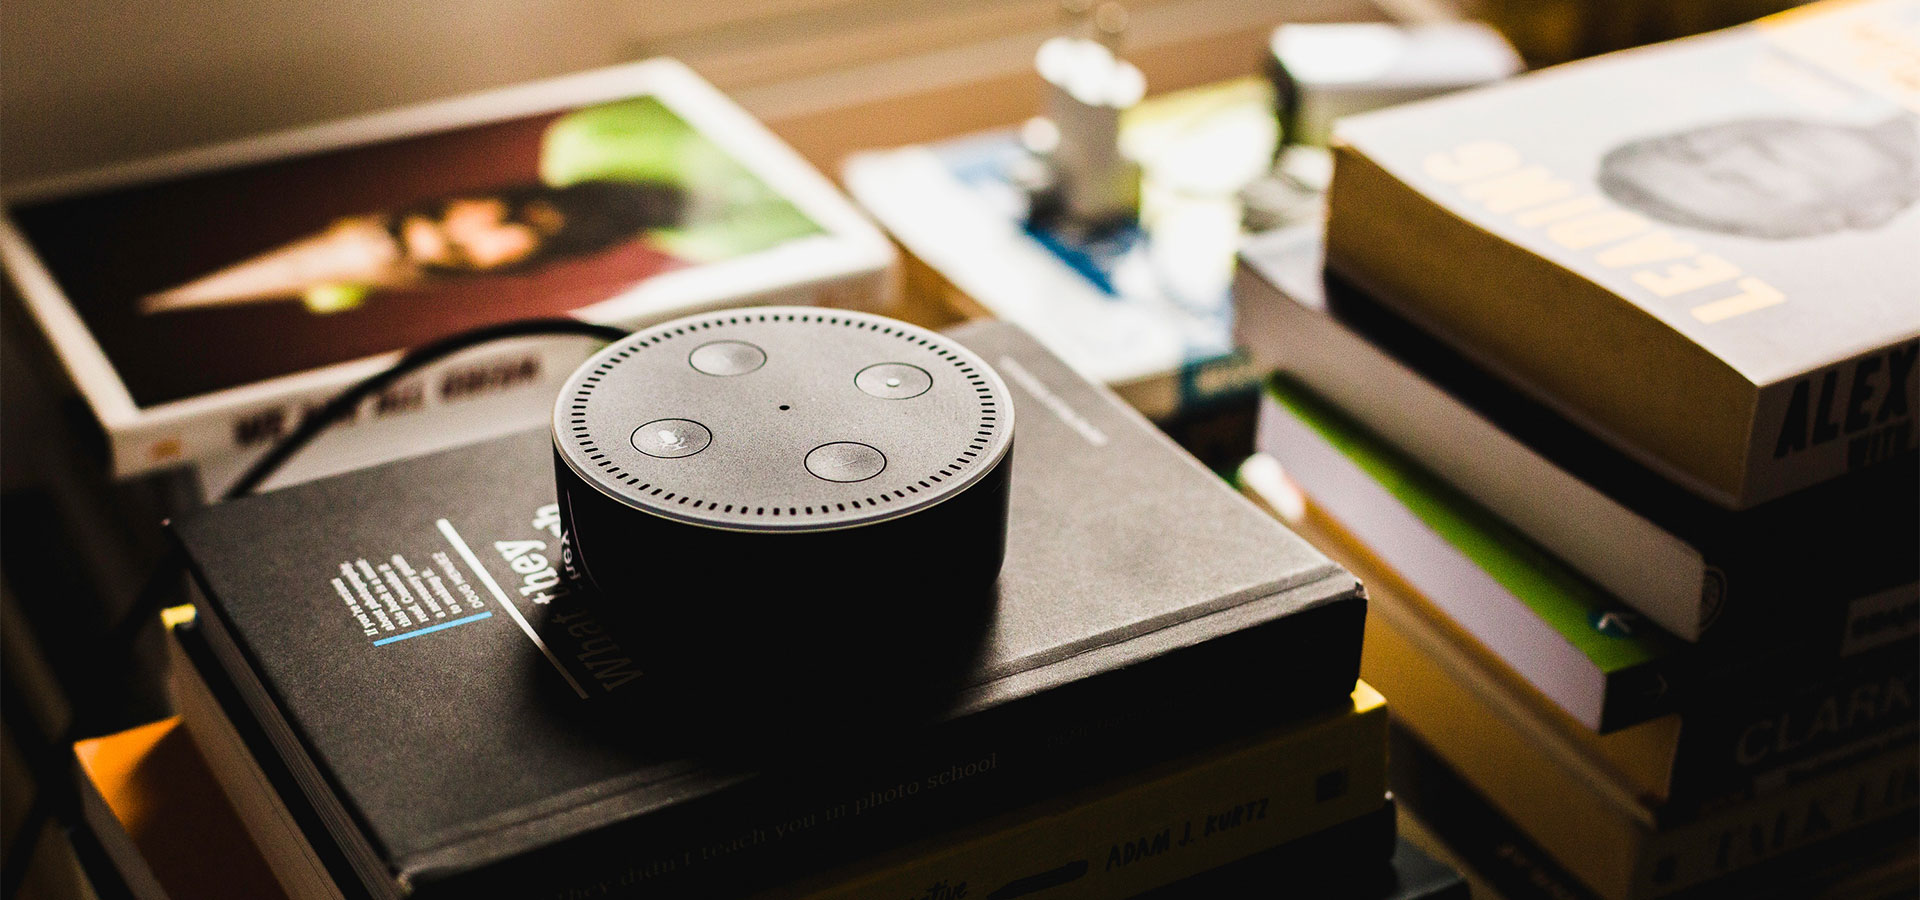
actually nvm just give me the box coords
[1325,0,1920,509]
[1234,223,1918,645]
[1254,375,1920,808]
[1255,377,1676,733]
[168,320,1366,899]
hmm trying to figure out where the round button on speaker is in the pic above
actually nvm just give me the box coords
[856,363,932,399]
[688,340,766,376]
[552,307,1015,698]
[632,419,711,458]
[806,442,886,482]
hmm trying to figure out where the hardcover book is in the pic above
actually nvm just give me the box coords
[168,320,1366,899]
[1325,0,1920,510]
[1,58,894,479]
[1234,224,1919,644]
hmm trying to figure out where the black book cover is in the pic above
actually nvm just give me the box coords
[170,320,1364,899]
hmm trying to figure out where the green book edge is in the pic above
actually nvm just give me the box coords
[1266,375,1679,673]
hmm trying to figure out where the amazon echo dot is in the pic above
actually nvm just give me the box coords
[551,307,1013,698]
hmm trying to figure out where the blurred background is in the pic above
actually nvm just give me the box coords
[1,0,1800,186]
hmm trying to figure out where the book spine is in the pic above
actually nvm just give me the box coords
[1746,339,1920,510]
[1636,743,1918,897]
[1234,250,1713,642]
[1355,541,1920,899]
[1123,801,1402,899]
[1366,579,1920,900]
[411,594,1367,899]
[119,338,593,478]
[1263,252,1918,651]
[1328,477,1912,821]
[1341,252,1920,655]
[1664,641,1919,813]
[1247,288,1918,729]
[1391,726,1920,900]
[777,696,1388,900]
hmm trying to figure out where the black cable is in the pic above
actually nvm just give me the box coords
[223,318,630,501]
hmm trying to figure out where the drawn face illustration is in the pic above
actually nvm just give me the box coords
[1597,117,1920,240]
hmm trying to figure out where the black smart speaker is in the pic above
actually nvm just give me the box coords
[551,307,1013,708]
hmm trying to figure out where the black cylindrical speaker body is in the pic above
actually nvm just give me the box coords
[551,307,1014,704]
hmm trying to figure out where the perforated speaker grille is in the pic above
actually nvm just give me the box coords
[554,308,1014,531]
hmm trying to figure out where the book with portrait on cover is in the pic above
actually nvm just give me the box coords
[1326,0,1920,510]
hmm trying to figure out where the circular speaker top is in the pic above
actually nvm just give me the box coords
[553,307,1015,532]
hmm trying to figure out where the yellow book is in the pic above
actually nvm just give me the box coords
[765,684,1389,900]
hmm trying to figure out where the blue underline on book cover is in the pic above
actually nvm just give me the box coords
[373,611,493,646]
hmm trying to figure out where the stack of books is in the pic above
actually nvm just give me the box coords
[159,319,1465,899]
[0,58,897,815]
[1234,2,1919,897]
